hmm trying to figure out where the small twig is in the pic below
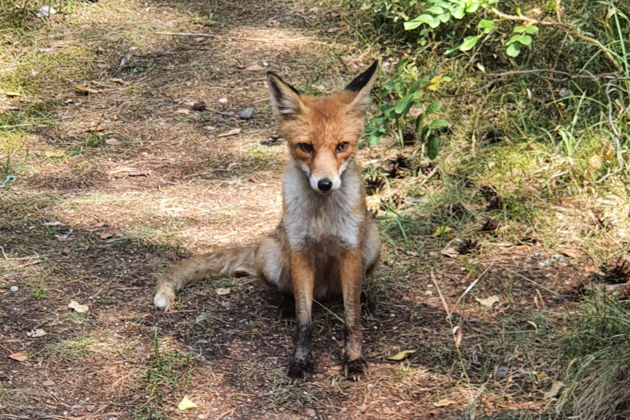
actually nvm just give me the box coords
[511,271,561,297]
[596,81,628,183]
[485,69,628,81]
[218,408,236,420]
[1,123,50,129]
[452,264,493,313]
[313,299,345,324]
[430,270,451,319]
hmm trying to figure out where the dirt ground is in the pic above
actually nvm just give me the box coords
[0,1,595,419]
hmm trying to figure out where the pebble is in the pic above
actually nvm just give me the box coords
[239,107,254,119]
[192,101,207,111]
[494,366,508,380]
[10,286,18,292]
[36,5,55,18]
[218,97,228,104]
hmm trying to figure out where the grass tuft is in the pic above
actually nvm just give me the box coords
[556,289,630,419]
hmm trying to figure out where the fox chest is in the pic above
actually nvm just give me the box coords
[282,194,364,250]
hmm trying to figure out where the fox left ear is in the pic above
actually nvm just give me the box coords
[267,72,303,118]
[345,60,379,112]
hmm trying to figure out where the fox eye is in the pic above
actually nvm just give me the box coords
[297,143,314,154]
[336,142,349,154]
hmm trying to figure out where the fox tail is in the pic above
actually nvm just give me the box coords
[153,246,256,310]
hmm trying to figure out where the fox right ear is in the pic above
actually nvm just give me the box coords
[267,72,303,118]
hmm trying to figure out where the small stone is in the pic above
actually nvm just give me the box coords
[494,366,508,380]
[239,107,254,120]
[105,138,120,146]
[192,101,207,111]
[10,286,18,292]
[36,6,56,18]
[218,97,228,104]
[42,380,55,386]
[559,88,572,98]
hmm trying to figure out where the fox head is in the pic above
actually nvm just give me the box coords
[267,61,378,194]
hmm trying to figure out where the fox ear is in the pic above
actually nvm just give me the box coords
[345,60,379,112]
[267,72,303,118]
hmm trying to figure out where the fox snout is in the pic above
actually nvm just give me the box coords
[299,161,342,194]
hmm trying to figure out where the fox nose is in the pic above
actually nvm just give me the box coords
[317,178,333,192]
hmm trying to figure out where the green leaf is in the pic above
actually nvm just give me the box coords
[428,119,449,129]
[437,12,451,23]
[506,42,521,57]
[404,14,440,30]
[513,25,527,34]
[524,25,539,34]
[458,35,481,52]
[408,79,424,94]
[425,100,442,115]
[427,136,440,160]
[466,3,480,13]
[509,34,532,46]
[477,19,495,34]
[394,94,415,115]
[425,5,445,14]
[419,126,429,142]
[451,6,465,19]
[368,134,382,146]
[403,20,422,31]
[415,113,425,131]
[432,225,451,237]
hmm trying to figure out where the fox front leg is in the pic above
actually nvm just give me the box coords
[287,251,315,379]
[340,248,367,380]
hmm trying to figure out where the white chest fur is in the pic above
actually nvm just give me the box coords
[282,161,364,250]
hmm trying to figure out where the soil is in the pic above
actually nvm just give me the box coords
[0,1,590,419]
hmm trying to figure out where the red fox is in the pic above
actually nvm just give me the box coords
[153,61,381,379]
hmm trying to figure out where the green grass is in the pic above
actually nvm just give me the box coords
[51,335,98,359]
[138,328,196,417]
[556,289,630,419]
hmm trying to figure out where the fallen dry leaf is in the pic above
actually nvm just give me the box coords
[9,352,28,362]
[74,86,99,95]
[388,349,416,361]
[440,246,459,258]
[475,295,500,308]
[452,326,463,348]
[544,380,564,399]
[433,398,457,407]
[217,128,241,138]
[216,288,230,296]
[244,64,265,72]
[559,248,581,258]
[68,300,89,313]
[178,395,197,411]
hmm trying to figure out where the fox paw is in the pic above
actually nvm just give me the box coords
[153,289,175,311]
[343,358,367,381]
[287,357,314,379]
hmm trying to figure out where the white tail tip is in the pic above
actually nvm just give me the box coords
[153,290,174,311]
